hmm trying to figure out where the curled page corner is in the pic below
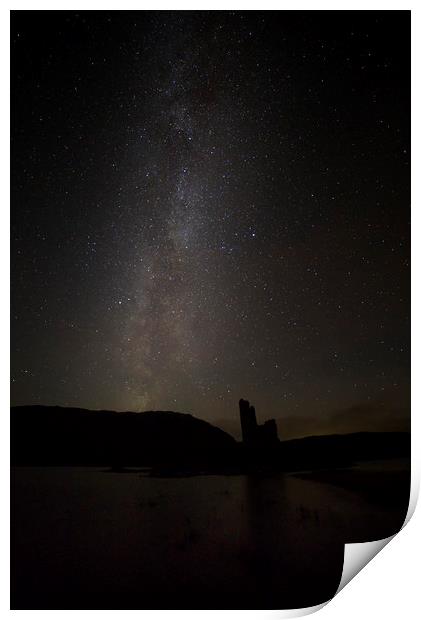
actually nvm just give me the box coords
[335,464,419,596]
[273,533,398,619]
[279,463,419,618]
[335,535,394,595]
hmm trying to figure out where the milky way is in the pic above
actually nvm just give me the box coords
[11,12,410,437]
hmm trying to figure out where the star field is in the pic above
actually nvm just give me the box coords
[11,11,410,438]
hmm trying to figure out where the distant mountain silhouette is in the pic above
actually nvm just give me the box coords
[280,431,410,470]
[11,405,410,471]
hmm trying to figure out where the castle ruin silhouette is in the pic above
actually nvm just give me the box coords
[239,398,279,449]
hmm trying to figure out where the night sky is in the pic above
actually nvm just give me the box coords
[11,11,410,439]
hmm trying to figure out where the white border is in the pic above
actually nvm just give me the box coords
[3,3,418,618]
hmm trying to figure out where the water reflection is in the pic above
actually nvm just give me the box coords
[11,466,407,609]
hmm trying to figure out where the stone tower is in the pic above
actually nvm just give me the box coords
[239,398,257,444]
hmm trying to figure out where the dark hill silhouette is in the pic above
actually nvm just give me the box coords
[279,431,410,471]
[11,405,237,468]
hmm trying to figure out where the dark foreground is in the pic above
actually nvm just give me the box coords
[11,460,409,610]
